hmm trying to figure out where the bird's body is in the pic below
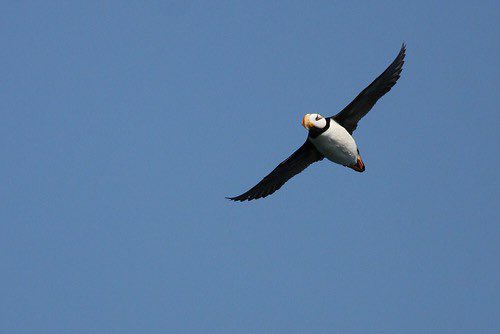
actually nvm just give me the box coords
[309,119,359,167]
[228,44,406,201]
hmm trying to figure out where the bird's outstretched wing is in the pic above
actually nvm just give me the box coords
[227,140,324,201]
[331,43,406,134]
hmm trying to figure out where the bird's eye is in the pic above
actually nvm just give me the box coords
[315,115,322,121]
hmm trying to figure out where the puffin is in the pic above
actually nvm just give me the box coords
[228,44,406,201]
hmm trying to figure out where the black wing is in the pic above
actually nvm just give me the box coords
[331,43,406,134]
[227,140,324,201]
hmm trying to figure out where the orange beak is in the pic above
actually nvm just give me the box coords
[302,114,312,130]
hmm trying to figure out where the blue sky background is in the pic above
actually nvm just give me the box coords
[2,1,499,333]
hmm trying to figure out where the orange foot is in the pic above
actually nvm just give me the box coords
[349,156,365,172]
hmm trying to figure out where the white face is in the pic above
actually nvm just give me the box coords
[301,113,326,130]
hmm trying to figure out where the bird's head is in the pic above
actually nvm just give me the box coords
[301,113,327,130]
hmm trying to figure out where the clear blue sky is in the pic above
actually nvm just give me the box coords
[2,1,499,333]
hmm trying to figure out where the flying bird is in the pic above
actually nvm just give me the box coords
[228,44,406,201]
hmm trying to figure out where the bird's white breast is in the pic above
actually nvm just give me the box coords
[310,121,358,166]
